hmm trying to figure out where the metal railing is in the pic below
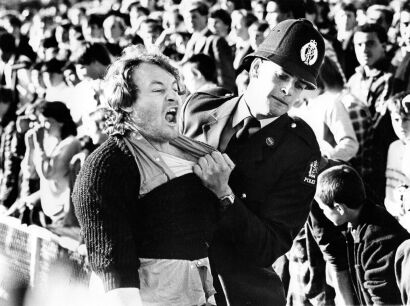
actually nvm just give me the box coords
[0,216,90,306]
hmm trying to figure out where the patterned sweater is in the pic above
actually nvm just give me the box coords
[72,136,219,291]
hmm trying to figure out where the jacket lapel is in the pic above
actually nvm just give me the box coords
[202,97,239,149]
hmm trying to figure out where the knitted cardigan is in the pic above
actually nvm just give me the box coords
[72,136,219,291]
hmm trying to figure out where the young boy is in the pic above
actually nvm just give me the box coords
[316,164,410,305]
[385,92,410,232]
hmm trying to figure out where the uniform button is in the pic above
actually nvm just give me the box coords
[291,123,297,128]
[266,137,275,147]
[241,193,247,199]
[155,157,161,162]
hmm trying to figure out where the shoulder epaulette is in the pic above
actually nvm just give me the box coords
[288,116,319,150]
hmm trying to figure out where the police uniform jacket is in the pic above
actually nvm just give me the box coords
[180,92,321,305]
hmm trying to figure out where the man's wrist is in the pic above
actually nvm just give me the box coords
[219,193,235,210]
[216,186,233,199]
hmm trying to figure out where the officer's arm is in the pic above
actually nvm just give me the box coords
[216,151,319,267]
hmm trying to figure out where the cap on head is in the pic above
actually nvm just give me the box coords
[240,19,325,89]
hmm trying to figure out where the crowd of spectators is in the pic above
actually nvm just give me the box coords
[1,0,410,305]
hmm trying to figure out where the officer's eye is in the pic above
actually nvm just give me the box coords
[277,73,289,81]
[295,82,307,90]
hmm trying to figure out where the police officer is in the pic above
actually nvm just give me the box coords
[181,19,325,305]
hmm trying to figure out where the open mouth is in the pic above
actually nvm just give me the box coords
[165,106,178,124]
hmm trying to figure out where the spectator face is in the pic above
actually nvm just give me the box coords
[334,9,356,32]
[104,20,124,42]
[163,10,181,31]
[63,69,80,86]
[391,111,410,141]
[231,13,248,39]
[38,114,63,137]
[400,11,410,48]
[366,10,388,31]
[183,10,208,33]
[209,17,229,37]
[353,31,385,68]
[253,3,266,21]
[82,23,104,42]
[55,26,70,45]
[127,63,182,142]
[139,23,161,46]
[75,62,99,80]
[356,9,367,26]
[246,59,307,118]
[249,26,266,50]
[266,1,289,29]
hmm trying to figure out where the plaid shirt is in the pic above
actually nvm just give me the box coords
[346,59,393,122]
[344,59,394,181]
[340,94,374,178]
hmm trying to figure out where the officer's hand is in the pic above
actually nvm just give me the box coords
[193,151,235,198]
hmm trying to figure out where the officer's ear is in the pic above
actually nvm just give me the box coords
[249,58,263,79]
[191,67,203,80]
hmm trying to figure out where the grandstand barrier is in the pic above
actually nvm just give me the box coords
[0,216,90,305]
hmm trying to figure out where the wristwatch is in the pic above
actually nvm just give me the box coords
[219,193,235,210]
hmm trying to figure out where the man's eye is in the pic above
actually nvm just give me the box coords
[152,88,165,93]
[295,83,306,90]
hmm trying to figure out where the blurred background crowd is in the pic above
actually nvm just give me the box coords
[0,0,410,305]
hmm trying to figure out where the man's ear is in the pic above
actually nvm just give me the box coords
[249,58,263,79]
[191,67,202,80]
[334,203,345,215]
[120,105,134,113]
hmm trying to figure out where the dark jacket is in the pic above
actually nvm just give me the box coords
[181,93,321,305]
[395,239,410,305]
[182,29,236,93]
[347,201,410,305]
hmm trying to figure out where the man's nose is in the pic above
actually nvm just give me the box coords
[167,89,180,102]
[281,80,294,97]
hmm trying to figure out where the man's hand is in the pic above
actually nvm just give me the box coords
[193,151,235,198]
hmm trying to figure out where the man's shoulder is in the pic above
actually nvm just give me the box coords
[285,115,320,152]
[360,204,410,243]
[83,137,133,172]
[180,90,236,138]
